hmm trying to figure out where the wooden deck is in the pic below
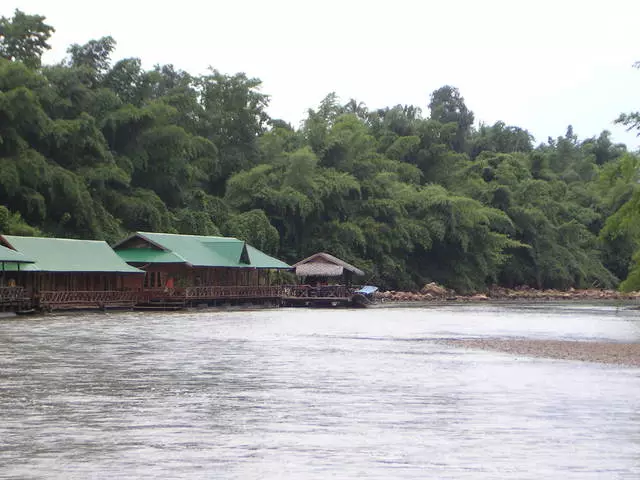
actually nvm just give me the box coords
[282,296,355,307]
[283,285,352,298]
[281,285,357,307]
[185,285,284,300]
[140,285,358,308]
[0,284,362,312]
[37,290,140,311]
[134,285,286,309]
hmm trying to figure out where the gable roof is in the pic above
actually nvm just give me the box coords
[113,232,291,269]
[0,235,143,273]
[292,252,365,277]
[246,245,291,269]
[0,244,34,264]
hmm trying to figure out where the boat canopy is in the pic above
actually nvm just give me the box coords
[355,285,378,294]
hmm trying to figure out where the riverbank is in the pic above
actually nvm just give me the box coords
[375,284,640,303]
[443,338,640,367]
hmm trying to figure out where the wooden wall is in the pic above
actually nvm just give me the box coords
[134,265,270,290]
[1,272,144,292]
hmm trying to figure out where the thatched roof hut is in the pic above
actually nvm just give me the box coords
[293,253,364,284]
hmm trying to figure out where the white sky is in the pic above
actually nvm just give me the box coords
[4,0,640,148]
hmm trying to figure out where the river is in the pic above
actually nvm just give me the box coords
[1,303,639,479]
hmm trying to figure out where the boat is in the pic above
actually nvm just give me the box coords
[351,285,379,308]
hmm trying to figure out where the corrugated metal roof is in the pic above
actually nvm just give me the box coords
[201,240,248,267]
[293,252,365,276]
[0,235,144,273]
[114,248,187,264]
[114,232,291,269]
[0,244,34,263]
[295,263,344,277]
[246,245,291,269]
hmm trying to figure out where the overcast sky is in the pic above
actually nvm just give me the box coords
[4,0,640,148]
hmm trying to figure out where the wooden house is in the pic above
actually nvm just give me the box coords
[0,235,145,311]
[284,252,364,306]
[0,244,35,311]
[112,232,291,305]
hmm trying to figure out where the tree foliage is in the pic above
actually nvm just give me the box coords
[0,12,639,292]
[0,9,54,68]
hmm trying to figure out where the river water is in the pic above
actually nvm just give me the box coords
[1,303,639,479]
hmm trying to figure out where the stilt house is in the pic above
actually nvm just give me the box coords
[293,252,365,286]
[287,252,366,300]
[0,235,145,310]
[112,232,291,304]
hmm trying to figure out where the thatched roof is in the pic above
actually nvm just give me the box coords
[295,263,344,277]
[292,252,364,277]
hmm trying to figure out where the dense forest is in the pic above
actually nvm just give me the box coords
[1,10,640,293]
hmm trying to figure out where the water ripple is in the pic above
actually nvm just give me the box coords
[0,304,639,479]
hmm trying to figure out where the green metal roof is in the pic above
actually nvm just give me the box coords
[0,235,144,273]
[114,232,291,269]
[0,244,34,264]
[114,248,186,264]
[246,245,291,269]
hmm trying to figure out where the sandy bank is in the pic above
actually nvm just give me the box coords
[443,338,640,367]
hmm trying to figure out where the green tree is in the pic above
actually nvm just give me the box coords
[615,62,640,134]
[0,205,39,235]
[0,10,54,68]
[428,86,474,153]
[1,12,636,294]
[66,36,116,86]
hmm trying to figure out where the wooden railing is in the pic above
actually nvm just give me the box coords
[5,284,358,310]
[38,290,140,310]
[282,285,353,298]
[185,285,284,299]
[0,286,27,304]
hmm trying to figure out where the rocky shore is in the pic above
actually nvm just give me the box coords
[374,283,640,303]
[442,338,640,367]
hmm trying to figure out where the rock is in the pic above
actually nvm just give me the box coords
[469,294,488,301]
[375,285,640,304]
[421,282,448,297]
